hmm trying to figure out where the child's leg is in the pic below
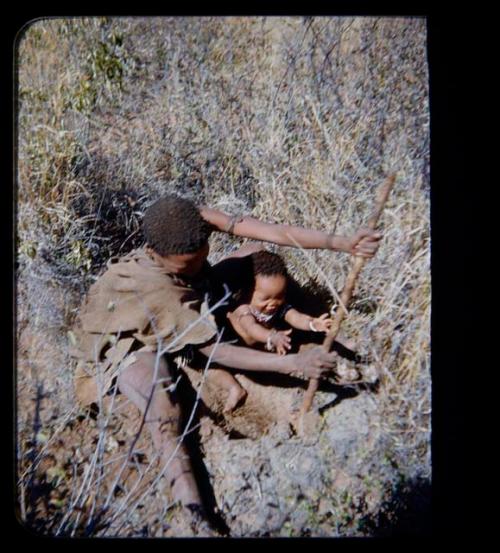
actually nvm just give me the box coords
[207,367,247,413]
[117,352,202,510]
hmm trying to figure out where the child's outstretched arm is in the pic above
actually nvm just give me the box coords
[284,310,356,353]
[284,309,333,333]
[236,312,292,355]
[200,207,381,258]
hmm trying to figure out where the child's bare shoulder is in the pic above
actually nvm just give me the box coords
[228,304,254,322]
[232,304,252,316]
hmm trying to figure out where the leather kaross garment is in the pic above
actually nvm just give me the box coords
[71,248,218,405]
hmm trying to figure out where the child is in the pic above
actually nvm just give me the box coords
[227,250,334,354]
[209,250,356,411]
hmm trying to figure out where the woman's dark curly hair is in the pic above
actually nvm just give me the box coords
[143,195,213,255]
[250,250,288,278]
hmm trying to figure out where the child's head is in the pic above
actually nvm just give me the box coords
[248,251,288,315]
[143,194,212,276]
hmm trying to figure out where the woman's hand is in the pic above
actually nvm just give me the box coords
[285,346,337,379]
[342,227,382,258]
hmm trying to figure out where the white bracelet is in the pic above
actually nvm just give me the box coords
[309,320,319,332]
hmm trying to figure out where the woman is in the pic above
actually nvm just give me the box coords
[72,194,381,534]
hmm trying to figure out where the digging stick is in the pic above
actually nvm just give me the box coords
[300,173,396,415]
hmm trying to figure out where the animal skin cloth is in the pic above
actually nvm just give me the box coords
[71,248,218,405]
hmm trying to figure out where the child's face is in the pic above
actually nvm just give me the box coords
[250,273,287,315]
[157,242,209,277]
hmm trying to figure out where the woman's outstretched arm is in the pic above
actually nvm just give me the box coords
[198,341,337,379]
[200,206,381,258]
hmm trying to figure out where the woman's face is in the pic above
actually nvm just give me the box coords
[157,242,210,277]
[249,273,287,315]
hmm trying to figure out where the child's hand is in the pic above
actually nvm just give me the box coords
[310,313,333,333]
[270,329,292,355]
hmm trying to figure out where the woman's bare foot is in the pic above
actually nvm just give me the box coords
[223,385,248,413]
[167,503,217,537]
[171,470,203,508]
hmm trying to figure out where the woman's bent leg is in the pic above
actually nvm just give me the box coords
[117,352,202,508]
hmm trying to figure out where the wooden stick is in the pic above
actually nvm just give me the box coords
[300,174,396,415]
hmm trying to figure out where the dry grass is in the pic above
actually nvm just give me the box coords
[16,16,430,536]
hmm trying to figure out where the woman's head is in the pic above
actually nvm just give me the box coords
[248,251,288,314]
[143,194,212,276]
